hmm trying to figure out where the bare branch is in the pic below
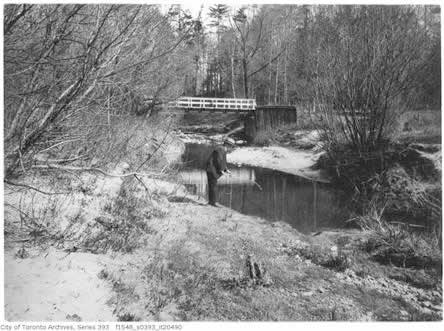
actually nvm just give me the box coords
[4,180,69,195]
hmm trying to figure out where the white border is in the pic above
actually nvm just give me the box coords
[1,1,442,330]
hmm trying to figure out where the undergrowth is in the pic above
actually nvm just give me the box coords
[396,110,441,145]
[356,205,441,271]
[79,179,166,254]
[284,244,351,272]
[317,139,442,273]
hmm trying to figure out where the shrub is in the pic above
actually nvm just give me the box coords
[355,202,441,270]
[319,253,351,272]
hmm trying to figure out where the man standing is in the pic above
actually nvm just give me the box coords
[206,145,230,206]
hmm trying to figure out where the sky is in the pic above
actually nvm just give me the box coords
[159,2,246,37]
[161,2,243,23]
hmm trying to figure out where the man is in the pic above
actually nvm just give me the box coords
[206,145,230,206]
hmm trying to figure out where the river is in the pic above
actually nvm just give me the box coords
[179,143,350,234]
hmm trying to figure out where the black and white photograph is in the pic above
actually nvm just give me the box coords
[1,0,442,324]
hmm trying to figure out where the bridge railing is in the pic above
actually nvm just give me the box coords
[168,97,256,111]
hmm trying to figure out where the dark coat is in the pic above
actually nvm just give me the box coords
[206,146,228,180]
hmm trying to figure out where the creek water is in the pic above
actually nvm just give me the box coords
[179,143,350,234]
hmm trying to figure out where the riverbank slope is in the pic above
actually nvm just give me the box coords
[4,168,441,321]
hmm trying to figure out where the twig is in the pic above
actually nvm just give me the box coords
[135,119,173,172]
[4,179,69,195]
[35,155,86,164]
[5,202,45,231]
[18,145,26,174]
[11,238,33,243]
[38,138,81,154]
[133,174,152,200]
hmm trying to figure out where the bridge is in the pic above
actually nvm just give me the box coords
[169,97,297,142]
[168,97,256,112]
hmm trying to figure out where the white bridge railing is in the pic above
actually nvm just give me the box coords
[168,97,256,111]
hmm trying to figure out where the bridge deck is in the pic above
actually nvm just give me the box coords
[168,97,256,111]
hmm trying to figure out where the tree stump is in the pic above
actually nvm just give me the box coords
[245,254,273,286]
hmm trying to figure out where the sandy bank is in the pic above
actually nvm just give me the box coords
[228,146,328,182]
[4,248,115,321]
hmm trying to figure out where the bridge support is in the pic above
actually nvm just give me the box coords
[244,106,297,142]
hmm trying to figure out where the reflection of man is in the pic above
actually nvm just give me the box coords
[206,146,230,206]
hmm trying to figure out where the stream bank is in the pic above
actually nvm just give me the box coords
[4,171,441,321]
[3,126,442,321]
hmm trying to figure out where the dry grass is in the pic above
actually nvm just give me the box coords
[282,242,351,272]
[355,201,441,271]
[344,164,443,282]
[79,181,165,254]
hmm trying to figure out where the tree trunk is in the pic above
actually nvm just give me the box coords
[6,79,83,176]
[231,43,237,98]
[274,55,279,104]
[243,58,248,98]
[284,45,288,104]
[268,23,274,105]
[194,55,199,96]
[268,46,273,104]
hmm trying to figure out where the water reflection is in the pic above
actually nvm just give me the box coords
[179,143,348,234]
[180,168,257,196]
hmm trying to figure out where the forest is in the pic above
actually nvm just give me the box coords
[3,4,441,176]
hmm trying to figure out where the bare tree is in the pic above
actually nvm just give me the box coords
[231,6,265,98]
[312,6,431,154]
[4,4,195,177]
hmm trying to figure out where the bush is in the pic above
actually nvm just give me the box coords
[316,144,441,217]
[355,202,441,270]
